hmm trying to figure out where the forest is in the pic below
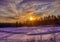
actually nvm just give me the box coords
[0,15,60,27]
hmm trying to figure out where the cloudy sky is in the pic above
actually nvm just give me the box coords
[0,0,60,23]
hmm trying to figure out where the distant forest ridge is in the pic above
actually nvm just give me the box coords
[0,15,60,27]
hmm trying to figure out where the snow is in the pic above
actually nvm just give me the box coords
[0,26,60,42]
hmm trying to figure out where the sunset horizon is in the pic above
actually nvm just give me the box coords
[0,0,60,42]
[0,0,60,23]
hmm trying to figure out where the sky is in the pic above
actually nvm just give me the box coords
[0,0,60,23]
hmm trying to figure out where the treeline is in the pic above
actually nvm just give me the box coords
[38,15,60,26]
[0,15,60,27]
[22,15,60,26]
[0,23,16,27]
[0,23,23,27]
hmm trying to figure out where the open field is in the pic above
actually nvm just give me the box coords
[0,26,60,42]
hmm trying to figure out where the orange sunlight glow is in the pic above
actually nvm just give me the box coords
[29,17,34,21]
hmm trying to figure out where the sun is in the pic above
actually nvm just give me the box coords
[30,17,33,20]
[29,17,35,21]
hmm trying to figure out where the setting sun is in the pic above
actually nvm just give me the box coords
[30,17,34,21]
[29,16,36,21]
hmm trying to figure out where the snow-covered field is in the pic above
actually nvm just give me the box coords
[0,26,60,42]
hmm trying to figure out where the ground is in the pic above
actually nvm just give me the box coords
[0,26,60,42]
